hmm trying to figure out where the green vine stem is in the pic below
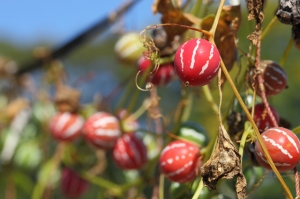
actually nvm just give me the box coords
[255,34,279,128]
[158,174,165,199]
[116,77,135,111]
[293,126,300,134]
[202,85,219,115]
[81,172,122,196]
[261,16,278,41]
[279,37,293,66]
[191,177,204,199]
[238,122,253,162]
[127,61,154,114]
[31,143,66,199]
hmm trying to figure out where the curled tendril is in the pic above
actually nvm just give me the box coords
[135,70,153,92]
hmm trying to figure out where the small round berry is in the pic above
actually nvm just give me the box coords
[138,56,175,86]
[249,103,279,131]
[61,168,89,198]
[84,112,121,150]
[249,60,287,96]
[159,140,201,183]
[254,127,300,172]
[114,32,145,64]
[112,133,147,170]
[50,112,84,141]
[174,38,220,87]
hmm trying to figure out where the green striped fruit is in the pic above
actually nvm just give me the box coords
[178,121,209,147]
[114,32,145,64]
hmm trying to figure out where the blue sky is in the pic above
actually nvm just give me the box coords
[0,0,159,45]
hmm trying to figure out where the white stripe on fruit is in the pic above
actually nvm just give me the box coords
[63,116,84,138]
[272,128,299,153]
[180,42,187,72]
[55,112,71,132]
[257,151,291,166]
[160,142,187,156]
[93,116,118,128]
[263,135,293,159]
[165,160,193,177]
[190,39,201,69]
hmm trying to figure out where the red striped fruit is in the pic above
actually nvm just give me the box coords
[254,127,300,172]
[174,38,220,87]
[159,140,201,183]
[138,56,175,86]
[61,168,89,198]
[112,133,147,170]
[84,112,121,150]
[50,112,84,141]
[249,60,287,96]
[249,103,280,131]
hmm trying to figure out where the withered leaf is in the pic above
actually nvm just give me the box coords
[246,0,265,45]
[161,10,193,41]
[55,85,81,113]
[201,15,237,82]
[247,30,261,46]
[152,0,176,15]
[200,125,246,199]
[222,5,242,32]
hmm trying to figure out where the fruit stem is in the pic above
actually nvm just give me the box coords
[127,61,153,114]
[31,143,65,199]
[208,0,225,37]
[150,87,164,151]
[295,167,300,198]
[116,77,135,110]
[170,86,189,136]
[279,37,293,67]
[158,174,165,199]
[202,85,219,116]
[261,16,278,41]
[255,36,278,128]
[292,126,300,134]
[81,171,122,196]
[238,122,251,162]
[191,177,204,199]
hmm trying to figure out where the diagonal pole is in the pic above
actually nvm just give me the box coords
[16,0,141,75]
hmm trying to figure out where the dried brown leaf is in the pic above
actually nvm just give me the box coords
[246,0,265,45]
[200,124,246,199]
[247,30,261,46]
[201,16,237,78]
[222,5,242,32]
[152,0,176,14]
[161,10,193,40]
[55,85,81,113]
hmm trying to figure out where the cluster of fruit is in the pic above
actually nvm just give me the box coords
[113,24,300,185]
[50,110,147,170]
